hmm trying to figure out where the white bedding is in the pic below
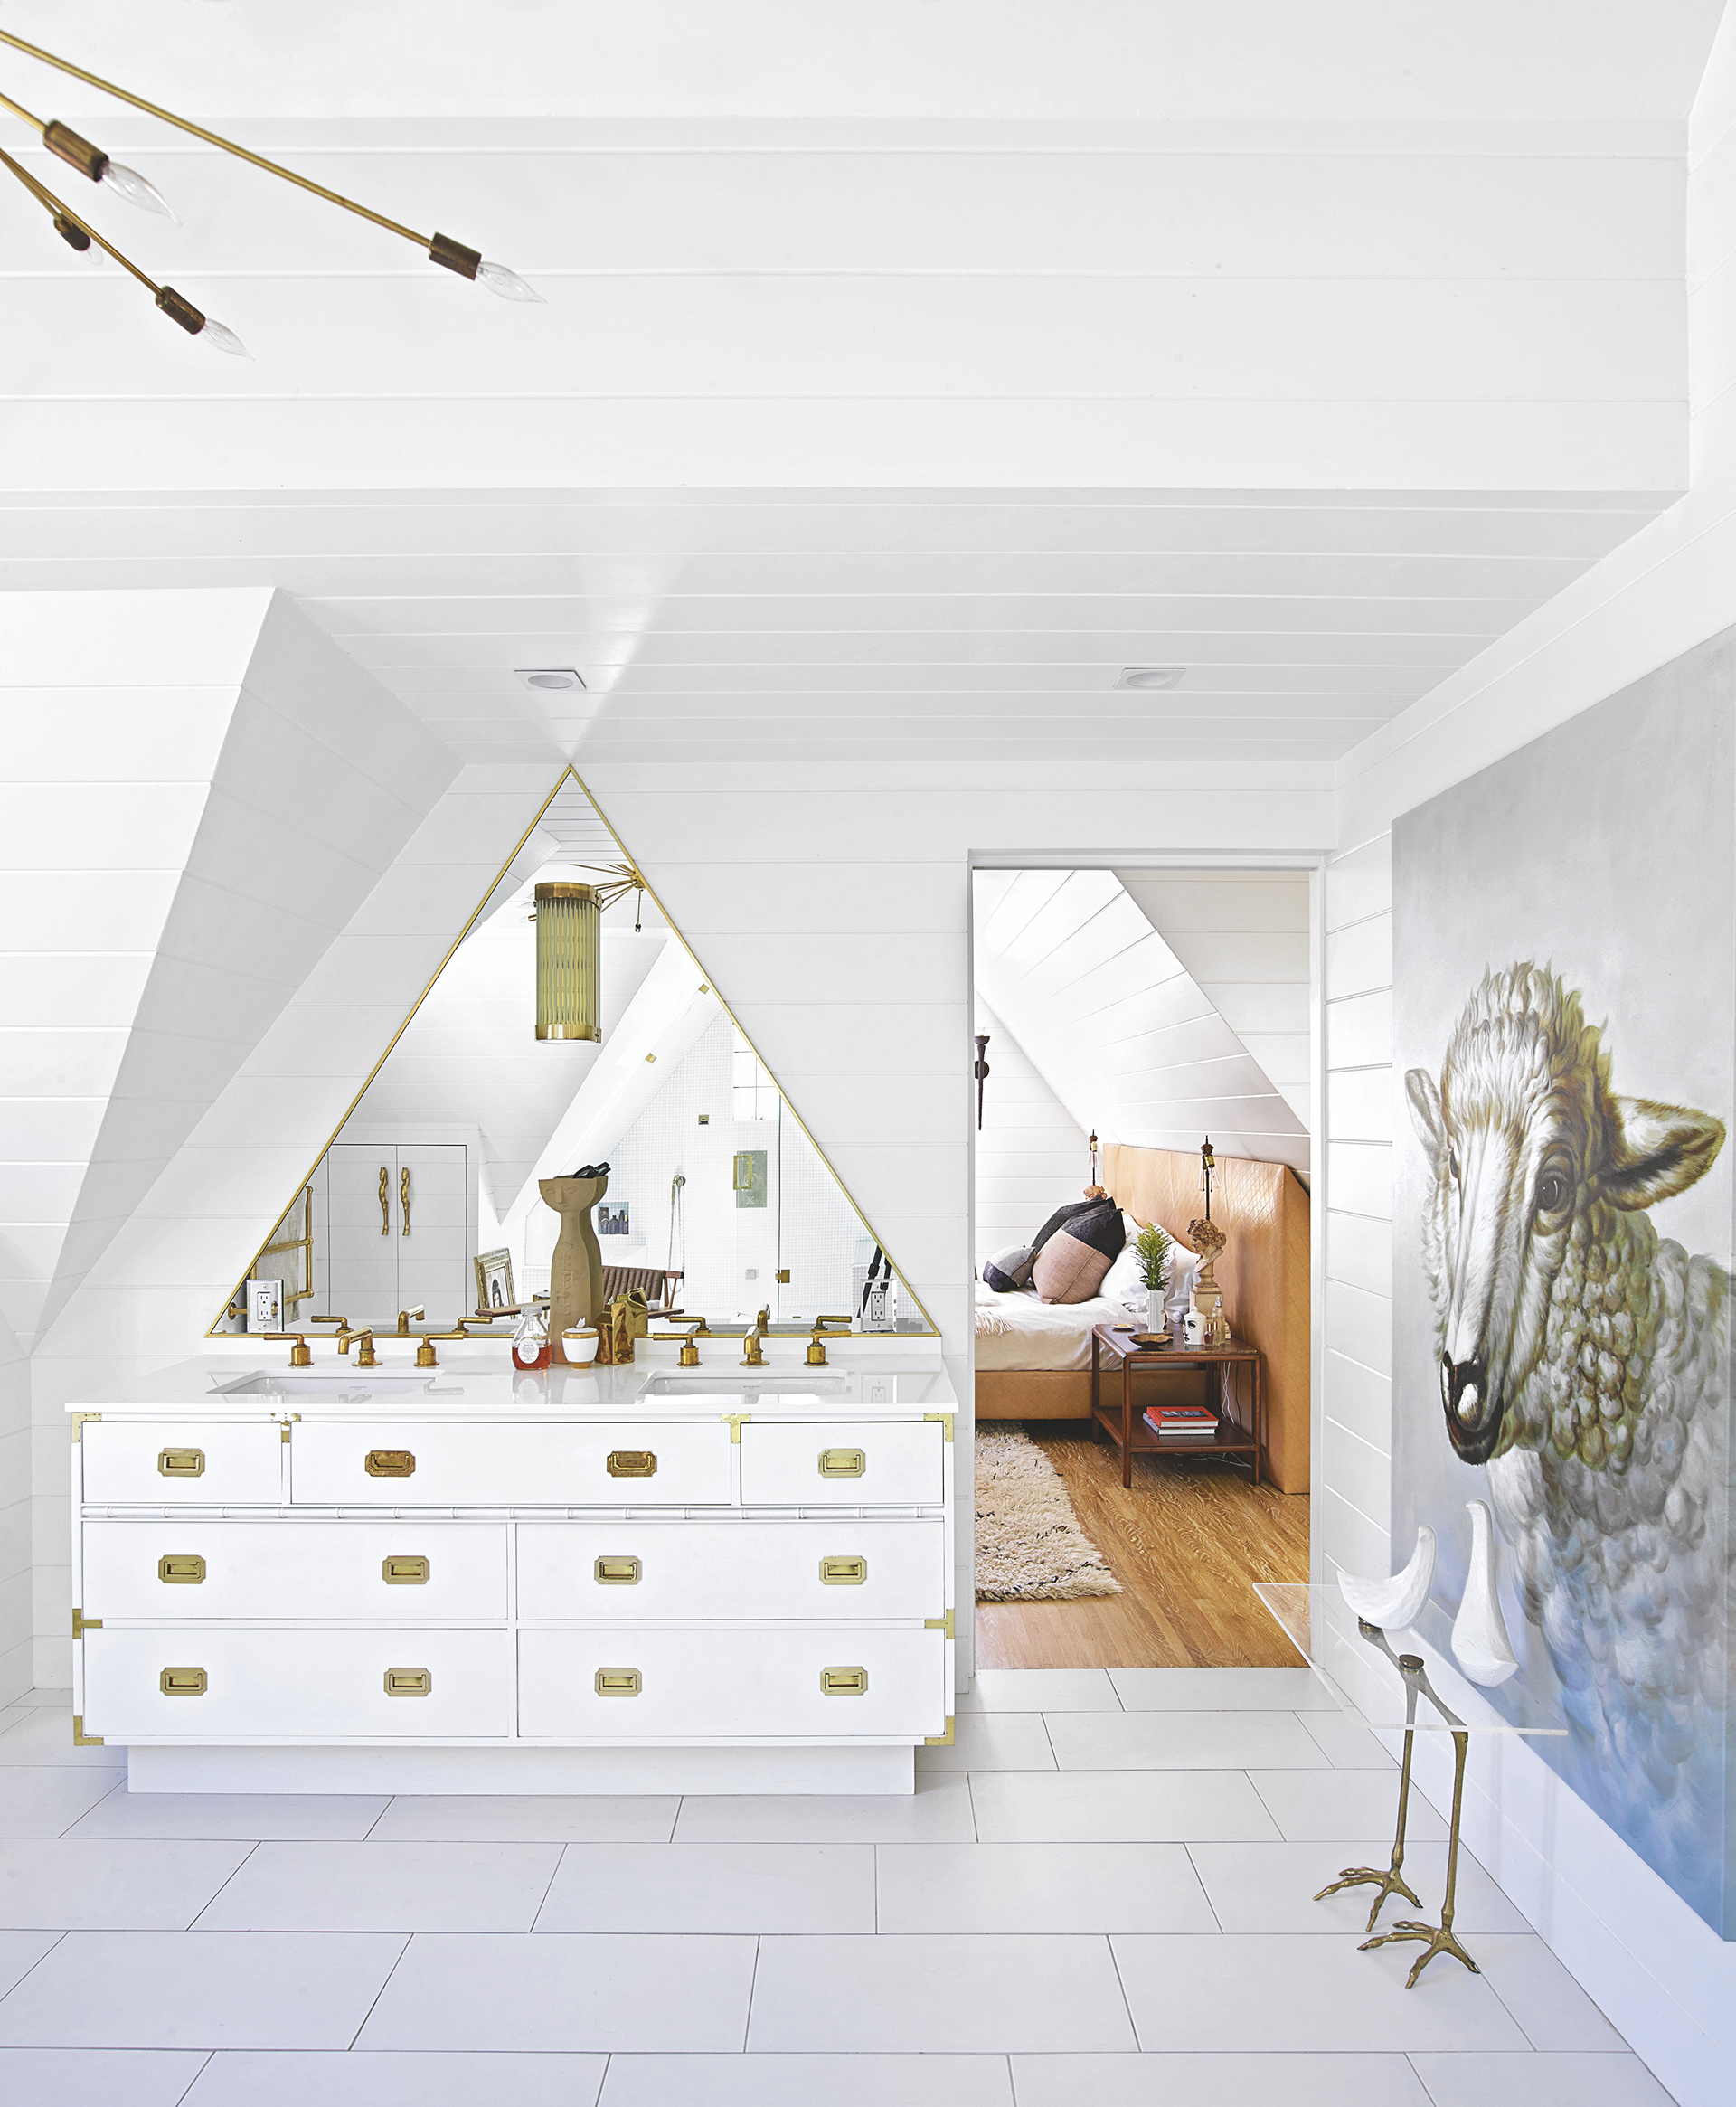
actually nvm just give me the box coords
[974,1281,1137,1372]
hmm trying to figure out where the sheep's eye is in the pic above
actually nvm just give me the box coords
[1448,1149,1460,1185]
[1536,1171,1569,1215]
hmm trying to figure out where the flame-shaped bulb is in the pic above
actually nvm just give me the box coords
[199,316,251,360]
[100,162,177,222]
[477,260,544,303]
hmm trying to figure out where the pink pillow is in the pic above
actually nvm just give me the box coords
[1032,1226,1114,1304]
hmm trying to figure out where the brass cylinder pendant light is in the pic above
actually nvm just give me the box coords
[534,883,602,1042]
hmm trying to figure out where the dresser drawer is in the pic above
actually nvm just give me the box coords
[80,1626,512,1740]
[519,1625,947,1739]
[517,1518,947,1621]
[289,1421,731,1507]
[739,1420,943,1506]
[81,1422,281,1506]
[81,1520,506,1621]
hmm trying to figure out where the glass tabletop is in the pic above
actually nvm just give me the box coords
[1255,1583,1566,1736]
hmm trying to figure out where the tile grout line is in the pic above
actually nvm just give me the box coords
[1103,1930,1143,2053]
[1004,2048,1020,2107]
[1183,1841,1226,1935]
[528,1841,569,1933]
[360,1794,396,1841]
[1406,2050,1448,2105]
[185,1838,261,1929]
[1038,1711,1060,1769]
[873,1842,878,1934]
[345,1931,414,2051]
[741,1932,761,2053]
[591,2051,611,2107]
[170,2049,215,2106]
[0,1929,68,2010]
[667,1793,684,1844]
[59,1773,127,1837]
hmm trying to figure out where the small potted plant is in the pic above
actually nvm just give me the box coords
[1135,1222,1174,1337]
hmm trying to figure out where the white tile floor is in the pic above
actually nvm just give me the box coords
[0,1677,1677,2105]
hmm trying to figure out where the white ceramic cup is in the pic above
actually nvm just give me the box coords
[562,1328,600,1365]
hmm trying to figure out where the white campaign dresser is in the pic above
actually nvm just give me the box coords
[68,1353,958,1794]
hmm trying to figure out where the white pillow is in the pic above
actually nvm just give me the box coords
[1099,1212,1146,1303]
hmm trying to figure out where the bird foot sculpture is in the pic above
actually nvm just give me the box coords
[1359,1916,1480,1989]
[1316,1862,1422,1933]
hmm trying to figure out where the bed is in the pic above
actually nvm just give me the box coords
[973,1143,1311,1491]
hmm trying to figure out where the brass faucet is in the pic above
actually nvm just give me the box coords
[806,1315,854,1367]
[396,1305,425,1337]
[414,1317,485,1369]
[310,1314,349,1330]
[335,1328,378,1367]
[741,1306,771,1366]
[651,1318,707,1368]
[256,1333,313,1368]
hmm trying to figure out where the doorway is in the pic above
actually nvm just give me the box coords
[969,864,1315,1668]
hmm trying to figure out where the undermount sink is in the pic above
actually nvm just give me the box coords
[212,1372,441,1398]
[638,1374,848,1394]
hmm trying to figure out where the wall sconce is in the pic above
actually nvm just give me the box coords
[533,883,601,1042]
[973,1035,991,1129]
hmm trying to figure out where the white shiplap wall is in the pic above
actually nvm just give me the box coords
[971,995,1091,1261]
[1318,836,1395,1592]
[0,1321,25,1705]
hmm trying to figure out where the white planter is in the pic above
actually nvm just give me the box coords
[1146,1290,1165,1335]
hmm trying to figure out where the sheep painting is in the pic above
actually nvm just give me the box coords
[1406,961,1731,1907]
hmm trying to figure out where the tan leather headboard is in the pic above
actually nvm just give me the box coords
[1104,1143,1311,1493]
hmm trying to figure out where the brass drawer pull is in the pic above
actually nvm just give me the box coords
[595,1668,642,1696]
[384,1667,432,1696]
[820,1666,869,1696]
[820,1555,867,1585]
[365,1450,416,1478]
[595,1556,642,1585]
[158,1554,206,1585]
[818,1448,865,1479]
[159,1666,207,1696]
[606,1450,657,1479]
[382,1555,429,1584]
[157,1448,204,1479]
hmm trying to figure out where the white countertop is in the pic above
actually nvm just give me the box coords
[67,1346,956,1420]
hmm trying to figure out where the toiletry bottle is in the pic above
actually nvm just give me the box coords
[512,1300,551,1371]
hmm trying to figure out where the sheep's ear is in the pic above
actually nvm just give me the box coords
[1603,1097,1726,1209]
[1406,1068,1447,1171]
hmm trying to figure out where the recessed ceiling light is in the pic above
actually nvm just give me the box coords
[514,667,586,693]
[1118,666,1185,692]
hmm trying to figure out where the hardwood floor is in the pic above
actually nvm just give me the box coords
[973,1423,1310,1670]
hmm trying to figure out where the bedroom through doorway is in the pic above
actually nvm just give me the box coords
[971,865,1314,1669]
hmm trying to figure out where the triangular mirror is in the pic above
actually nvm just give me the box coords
[210,768,937,1342]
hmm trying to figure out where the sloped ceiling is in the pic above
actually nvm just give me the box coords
[974,867,1309,1180]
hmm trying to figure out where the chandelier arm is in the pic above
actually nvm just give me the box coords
[0,143,157,290]
[0,27,429,248]
[0,85,46,132]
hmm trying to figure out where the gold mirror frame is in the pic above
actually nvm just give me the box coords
[207,764,939,1338]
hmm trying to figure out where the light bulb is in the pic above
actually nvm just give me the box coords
[199,317,251,359]
[100,161,177,222]
[477,260,544,304]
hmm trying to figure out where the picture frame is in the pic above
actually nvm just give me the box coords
[474,1246,515,1313]
[595,1201,631,1237]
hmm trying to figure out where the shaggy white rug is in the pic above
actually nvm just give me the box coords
[975,1425,1123,1602]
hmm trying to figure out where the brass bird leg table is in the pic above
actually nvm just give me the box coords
[1314,1623,1423,1932]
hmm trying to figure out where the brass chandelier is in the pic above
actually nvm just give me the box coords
[532,861,647,1044]
[0,27,539,359]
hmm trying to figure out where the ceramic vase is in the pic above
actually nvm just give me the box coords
[1146,1289,1165,1335]
[1451,1499,1519,1687]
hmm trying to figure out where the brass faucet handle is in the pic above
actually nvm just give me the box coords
[287,1335,310,1368]
[741,1331,767,1367]
[353,1331,379,1368]
[414,1339,439,1368]
[310,1314,350,1329]
[396,1305,425,1337]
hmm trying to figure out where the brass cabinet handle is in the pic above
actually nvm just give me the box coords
[158,1554,206,1584]
[606,1450,657,1479]
[159,1666,207,1696]
[818,1448,866,1479]
[820,1666,869,1696]
[365,1450,416,1478]
[595,1556,642,1584]
[820,1555,867,1585]
[157,1448,204,1479]
[378,1165,391,1236]
[595,1668,642,1696]
[384,1667,432,1696]
[382,1555,429,1584]
[401,1165,411,1236]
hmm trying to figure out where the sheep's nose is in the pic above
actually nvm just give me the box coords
[1440,1351,1488,1427]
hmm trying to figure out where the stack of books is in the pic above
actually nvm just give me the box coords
[1143,1404,1220,1445]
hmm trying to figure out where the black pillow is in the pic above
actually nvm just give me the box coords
[1030,1198,1100,1255]
[983,1243,1034,1293]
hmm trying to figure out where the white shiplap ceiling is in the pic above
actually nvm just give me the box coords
[0,0,1719,771]
[0,490,1676,770]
